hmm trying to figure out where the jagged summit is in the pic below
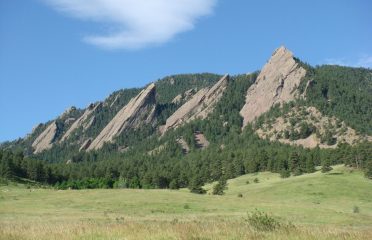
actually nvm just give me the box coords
[159,74,229,135]
[31,121,57,154]
[60,102,101,142]
[87,83,156,151]
[240,46,306,127]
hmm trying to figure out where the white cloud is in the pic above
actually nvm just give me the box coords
[324,55,372,69]
[45,0,217,50]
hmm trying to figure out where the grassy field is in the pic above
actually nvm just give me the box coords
[1,165,372,239]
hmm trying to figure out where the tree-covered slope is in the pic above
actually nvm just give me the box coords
[301,65,372,135]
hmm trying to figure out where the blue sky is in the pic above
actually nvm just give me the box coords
[0,0,371,142]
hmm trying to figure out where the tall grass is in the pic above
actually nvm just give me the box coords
[1,219,371,240]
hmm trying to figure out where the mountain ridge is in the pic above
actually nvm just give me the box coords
[1,46,371,166]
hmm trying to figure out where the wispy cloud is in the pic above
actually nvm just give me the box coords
[45,0,217,50]
[323,55,372,68]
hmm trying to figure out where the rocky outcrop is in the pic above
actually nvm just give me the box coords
[171,88,196,104]
[32,122,57,154]
[172,94,182,104]
[87,83,156,151]
[240,46,306,127]
[194,132,210,149]
[255,106,371,148]
[160,74,229,134]
[61,103,101,142]
[79,138,93,151]
[176,138,190,154]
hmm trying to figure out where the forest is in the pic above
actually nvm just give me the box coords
[1,66,372,191]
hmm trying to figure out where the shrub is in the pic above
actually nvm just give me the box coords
[321,164,333,173]
[280,169,290,178]
[253,178,259,183]
[183,204,190,209]
[237,193,243,198]
[245,209,280,231]
[353,206,360,213]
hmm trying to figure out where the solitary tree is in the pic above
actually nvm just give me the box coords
[212,178,227,195]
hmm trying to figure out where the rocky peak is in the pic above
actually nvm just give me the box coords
[60,102,102,142]
[240,46,306,127]
[32,121,58,154]
[160,74,229,134]
[87,83,156,151]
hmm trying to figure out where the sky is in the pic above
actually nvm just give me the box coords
[0,0,371,142]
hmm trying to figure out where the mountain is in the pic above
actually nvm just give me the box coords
[240,46,306,126]
[1,46,371,189]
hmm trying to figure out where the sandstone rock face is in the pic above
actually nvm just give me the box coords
[194,132,210,149]
[79,138,93,151]
[160,74,229,134]
[32,122,57,154]
[171,94,182,104]
[176,138,190,154]
[61,103,101,142]
[240,46,306,127]
[87,83,156,151]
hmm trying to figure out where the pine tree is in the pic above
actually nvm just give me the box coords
[212,178,227,195]
[188,176,206,194]
[305,155,315,173]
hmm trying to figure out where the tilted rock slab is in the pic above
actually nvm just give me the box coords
[60,102,102,142]
[160,74,229,134]
[240,46,306,127]
[87,83,156,151]
[32,121,57,154]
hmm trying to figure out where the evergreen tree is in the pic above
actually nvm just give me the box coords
[212,178,227,195]
[188,176,206,194]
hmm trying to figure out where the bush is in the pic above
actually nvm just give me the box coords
[353,206,360,213]
[280,169,290,178]
[321,165,333,173]
[253,178,259,183]
[237,193,243,198]
[245,209,280,231]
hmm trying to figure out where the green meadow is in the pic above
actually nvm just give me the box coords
[1,165,372,239]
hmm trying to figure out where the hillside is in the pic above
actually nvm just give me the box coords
[1,165,371,239]
[0,46,371,190]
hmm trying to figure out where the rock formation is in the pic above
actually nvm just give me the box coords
[61,103,101,142]
[194,132,210,149]
[160,74,229,134]
[87,83,156,151]
[79,138,93,151]
[32,121,57,154]
[240,46,306,127]
[255,106,370,148]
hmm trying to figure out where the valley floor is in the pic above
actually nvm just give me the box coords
[1,165,372,239]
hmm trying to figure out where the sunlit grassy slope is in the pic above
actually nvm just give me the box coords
[1,165,371,239]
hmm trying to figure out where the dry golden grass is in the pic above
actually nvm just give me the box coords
[1,166,371,239]
[1,219,372,240]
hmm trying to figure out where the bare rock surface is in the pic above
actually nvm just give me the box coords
[194,132,210,149]
[176,138,190,154]
[171,94,182,104]
[240,46,306,127]
[61,103,101,142]
[32,121,57,154]
[160,74,229,134]
[87,83,156,150]
[79,138,93,151]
